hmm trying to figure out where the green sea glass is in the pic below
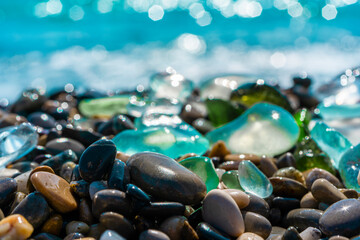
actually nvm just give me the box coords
[294,108,311,142]
[206,103,299,157]
[230,81,293,112]
[78,95,130,118]
[238,160,273,198]
[205,99,245,127]
[221,170,243,190]
[339,144,360,191]
[179,156,219,192]
[112,125,209,159]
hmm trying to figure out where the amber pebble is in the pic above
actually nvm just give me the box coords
[0,214,34,240]
[223,189,250,209]
[177,153,198,162]
[27,166,55,193]
[208,141,231,159]
[41,214,63,236]
[300,192,319,209]
[30,171,78,213]
[219,161,240,171]
[224,154,262,165]
[259,157,278,178]
[116,152,130,162]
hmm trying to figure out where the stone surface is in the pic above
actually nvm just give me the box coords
[79,139,116,182]
[139,229,170,240]
[311,121,352,169]
[196,222,230,240]
[273,167,305,185]
[202,189,245,237]
[238,160,273,198]
[41,214,63,236]
[286,208,323,232]
[28,112,57,129]
[242,211,272,239]
[113,125,209,159]
[223,189,250,209]
[99,212,134,239]
[0,123,38,168]
[0,214,34,240]
[304,168,343,190]
[311,179,347,205]
[66,221,90,235]
[126,152,206,205]
[320,199,360,237]
[242,193,270,217]
[206,103,299,157]
[99,230,126,240]
[339,144,360,191]
[0,178,17,208]
[237,232,264,240]
[299,227,321,240]
[92,189,131,218]
[179,156,219,192]
[46,137,85,158]
[270,177,308,199]
[30,171,78,213]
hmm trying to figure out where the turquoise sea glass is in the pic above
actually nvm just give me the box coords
[339,144,360,191]
[221,170,243,190]
[206,103,299,157]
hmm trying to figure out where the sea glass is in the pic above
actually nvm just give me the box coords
[126,97,181,118]
[221,170,243,190]
[205,99,245,127]
[339,144,360,191]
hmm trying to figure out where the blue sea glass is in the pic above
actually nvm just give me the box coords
[0,123,38,168]
[126,97,181,118]
[206,103,299,156]
[339,144,360,192]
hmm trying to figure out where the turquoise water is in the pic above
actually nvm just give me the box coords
[1,0,360,101]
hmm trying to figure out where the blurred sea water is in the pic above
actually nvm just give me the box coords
[1,0,360,102]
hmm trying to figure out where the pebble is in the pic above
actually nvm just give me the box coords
[237,232,264,240]
[272,167,305,185]
[89,180,108,200]
[299,227,321,240]
[242,193,270,218]
[99,230,126,240]
[196,222,230,240]
[30,171,78,213]
[270,177,308,199]
[286,208,323,232]
[79,139,116,182]
[0,178,17,208]
[0,214,34,240]
[282,226,302,240]
[127,152,207,205]
[45,137,85,158]
[202,189,245,237]
[304,168,343,189]
[99,212,134,239]
[208,140,231,159]
[139,229,170,240]
[300,192,319,209]
[92,189,131,219]
[108,159,130,191]
[139,202,185,218]
[66,221,90,235]
[311,178,347,205]
[242,211,272,239]
[320,199,360,237]
[41,214,63,236]
[223,189,250,209]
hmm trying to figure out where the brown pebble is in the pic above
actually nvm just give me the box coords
[208,141,231,159]
[329,236,350,240]
[259,157,278,177]
[311,179,347,205]
[30,171,78,213]
[270,177,308,199]
[219,161,240,171]
[242,211,272,239]
[27,166,55,192]
[339,189,359,199]
[41,214,63,236]
[159,216,186,240]
[116,152,130,162]
[223,189,250,209]
[0,214,34,240]
[224,154,262,165]
[237,232,264,240]
[304,168,343,190]
[177,153,198,162]
[300,192,319,209]
[272,167,305,185]
[139,229,170,240]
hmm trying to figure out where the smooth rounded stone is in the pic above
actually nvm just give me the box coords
[299,227,321,240]
[272,197,300,213]
[139,229,170,240]
[320,199,360,237]
[64,233,84,240]
[196,222,231,240]
[15,171,32,194]
[60,161,77,183]
[9,192,27,213]
[41,149,78,174]
[259,157,278,178]
[34,233,63,240]
[89,181,108,200]
[100,212,134,239]
[0,214,34,240]
[160,216,198,240]
[41,214,63,236]
[208,141,231,159]
[70,180,90,198]
[127,152,206,205]
[88,223,106,239]
[28,112,57,129]
[276,153,296,169]
[329,236,350,240]
[0,114,27,128]
[0,123,38,168]
[8,161,38,173]
[126,184,151,205]
[340,188,359,199]
[0,168,20,178]
[0,178,17,208]
[26,166,56,192]
[11,88,47,114]
[267,226,286,239]
[282,226,302,240]
[30,171,78,213]
[300,192,319,209]
[45,137,85,158]
[79,139,116,182]
[108,159,130,191]
[92,189,131,219]
[223,189,250,209]
[66,221,90,235]
[311,121,352,169]
[311,179,347,205]
[268,208,282,226]
[339,144,360,191]
[238,161,273,198]
[224,153,264,165]
[99,230,126,240]
[304,168,343,190]
[11,191,50,229]
[202,189,244,237]
[62,125,102,147]
[270,177,308,199]
[237,232,264,240]
[219,161,242,171]
[242,193,270,218]
[286,208,323,232]
[79,198,94,225]
[179,156,219,192]
[273,167,305,185]
[242,211,272,239]
[140,202,185,218]
[206,103,299,157]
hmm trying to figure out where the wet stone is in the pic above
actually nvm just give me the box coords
[202,189,244,237]
[311,179,347,205]
[34,232,63,240]
[139,202,185,219]
[92,189,131,219]
[88,223,106,239]
[41,149,78,173]
[60,161,77,183]
[196,222,231,240]
[273,167,305,185]
[79,198,94,225]
[223,189,250,209]
[0,178,17,209]
[11,191,50,229]
[126,184,151,206]
[89,181,108,200]
[28,112,57,129]
[300,192,319,209]
[45,138,85,158]
[8,161,38,173]
[62,125,102,147]
[159,216,198,240]
[99,230,126,240]
[66,221,90,235]
[139,229,170,240]
[208,141,231,160]
[282,226,302,240]
[64,232,84,240]
[9,192,27,213]
[79,139,116,182]
[219,161,241,171]
[272,197,300,214]
[340,188,359,199]
[237,232,264,240]
[286,208,323,232]
[0,214,34,240]
[270,177,308,199]
[108,159,130,191]
[304,168,343,190]
[127,152,207,205]
[99,212,135,239]
[242,211,272,239]
[30,171,78,213]
[276,153,296,169]
[242,193,270,218]
[259,157,278,178]
[299,227,321,240]
[41,214,63,236]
